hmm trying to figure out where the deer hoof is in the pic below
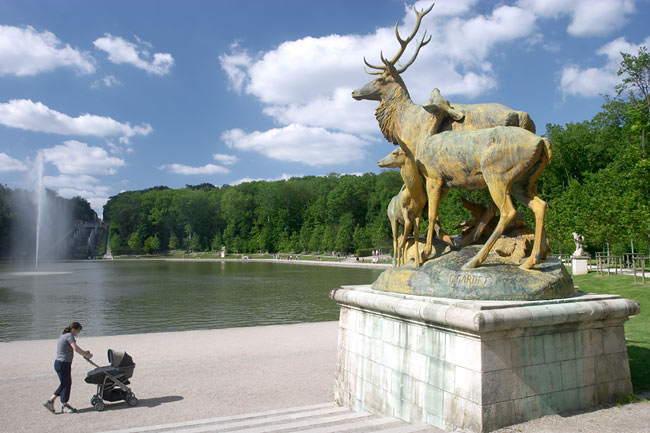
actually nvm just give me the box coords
[519,257,537,270]
[443,235,456,246]
[461,260,479,270]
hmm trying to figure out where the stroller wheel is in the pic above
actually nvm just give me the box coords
[90,396,100,407]
[126,393,138,407]
[94,400,106,412]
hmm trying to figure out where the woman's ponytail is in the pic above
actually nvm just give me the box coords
[62,321,83,334]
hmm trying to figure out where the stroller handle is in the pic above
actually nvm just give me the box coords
[84,356,100,368]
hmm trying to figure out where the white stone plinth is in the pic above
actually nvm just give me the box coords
[572,257,589,275]
[330,285,639,432]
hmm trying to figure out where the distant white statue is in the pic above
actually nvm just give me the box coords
[571,232,588,257]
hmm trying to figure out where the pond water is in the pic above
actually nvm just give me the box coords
[0,260,384,341]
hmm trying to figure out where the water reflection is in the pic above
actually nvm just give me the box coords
[0,260,383,341]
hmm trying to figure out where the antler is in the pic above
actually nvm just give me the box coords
[363,3,434,75]
[395,31,431,73]
[389,3,434,65]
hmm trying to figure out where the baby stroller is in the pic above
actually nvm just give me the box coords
[84,349,138,411]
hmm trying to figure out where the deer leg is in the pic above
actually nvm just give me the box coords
[521,196,547,269]
[434,188,455,246]
[395,231,403,266]
[462,184,516,270]
[512,183,548,269]
[401,212,413,265]
[460,202,497,247]
[423,177,443,258]
[390,219,398,267]
[414,214,421,267]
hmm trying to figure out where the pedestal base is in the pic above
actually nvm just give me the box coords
[572,257,589,275]
[331,286,639,432]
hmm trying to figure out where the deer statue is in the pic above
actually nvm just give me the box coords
[352,3,539,259]
[416,126,551,270]
[378,146,427,267]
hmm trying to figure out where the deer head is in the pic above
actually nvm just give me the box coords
[351,3,434,102]
[422,88,464,121]
[377,147,406,169]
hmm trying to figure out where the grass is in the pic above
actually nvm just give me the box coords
[572,272,650,393]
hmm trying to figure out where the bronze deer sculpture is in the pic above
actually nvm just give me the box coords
[416,126,551,269]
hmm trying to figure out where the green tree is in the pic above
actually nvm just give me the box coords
[108,232,121,253]
[617,46,650,154]
[127,231,142,252]
[168,233,179,250]
[211,233,222,251]
[335,214,355,253]
[143,235,161,254]
[190,232,202,252]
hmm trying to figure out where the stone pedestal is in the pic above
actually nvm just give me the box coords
[331,285,639,432]
[571,256,589,275]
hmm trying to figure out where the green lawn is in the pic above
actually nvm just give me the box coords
[572,272,650,393]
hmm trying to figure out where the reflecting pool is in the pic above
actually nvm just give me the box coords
[0,260,383,341]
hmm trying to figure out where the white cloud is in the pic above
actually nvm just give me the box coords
[55,187,109,215]
[212,153,238,165]
[219,44,252,93]
[230,173,299,186]
[0,152,28,171]
[443,6,537,62]
[0,25,95,76]
[91,74,121,88]
[560,65,620,98]
[160,163,230,175]
[44,175,111,213]
[262,88,378,135]
[93,34,174,75]
[42,140,125,175]
[222,124,369,166]
[517,0,636,37]
[560,36,650,98]
[0,99,152,140]
[43,174,106,192]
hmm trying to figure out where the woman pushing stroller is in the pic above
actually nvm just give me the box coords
[43,321,92,414]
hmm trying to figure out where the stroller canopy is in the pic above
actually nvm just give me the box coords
[108,349,134,367]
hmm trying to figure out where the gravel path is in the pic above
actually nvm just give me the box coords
[1,321,648,433]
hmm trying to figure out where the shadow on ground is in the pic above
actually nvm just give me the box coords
[77,395,184,413]
[628,344,650,394]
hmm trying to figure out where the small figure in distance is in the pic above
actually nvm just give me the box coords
[43,322,93,414]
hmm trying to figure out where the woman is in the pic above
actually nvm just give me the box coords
[43,322,93,413]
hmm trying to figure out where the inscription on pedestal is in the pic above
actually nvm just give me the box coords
[448,272,492,287]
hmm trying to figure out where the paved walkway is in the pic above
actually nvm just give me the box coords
[1,322,649,433]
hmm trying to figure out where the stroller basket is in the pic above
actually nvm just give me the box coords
[84,349,137,411]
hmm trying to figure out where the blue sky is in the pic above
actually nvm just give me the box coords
[1,0,649,217]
